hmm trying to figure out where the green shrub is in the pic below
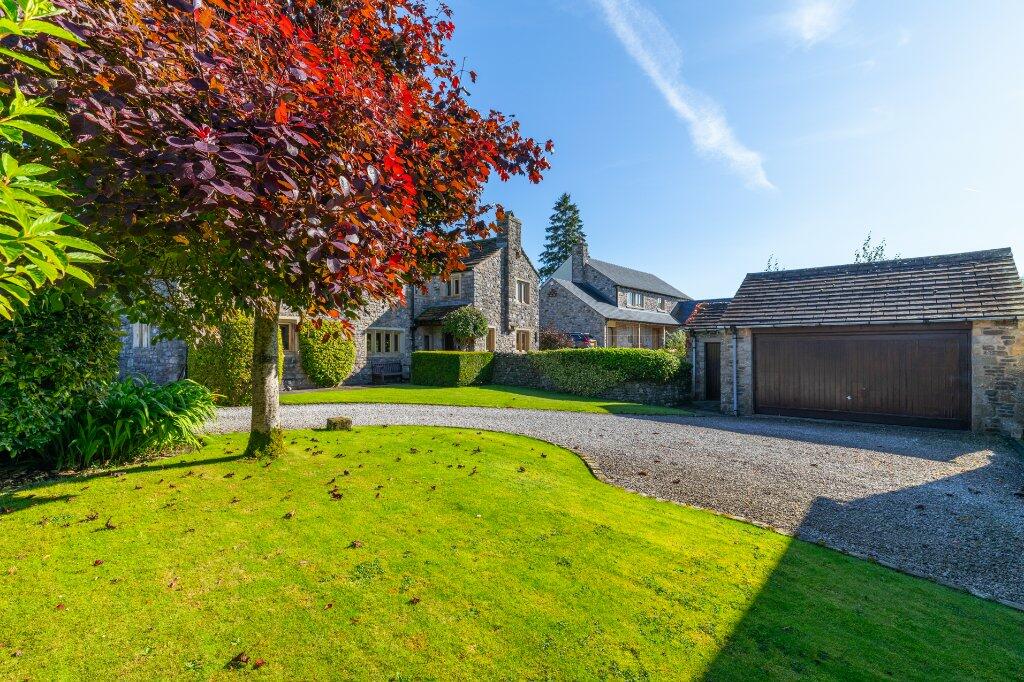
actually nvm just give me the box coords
[298,319,356,388]
[665,330,689,356]
[188,313,283,405]
[46,378,216,470]
[527,348,681,397]
[0,294,121,459]
[411,351,494,386]
[441,306,489,350]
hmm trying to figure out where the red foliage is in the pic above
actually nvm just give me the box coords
[41,0,551,327]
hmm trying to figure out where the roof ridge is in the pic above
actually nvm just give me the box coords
[745,247,1014,281]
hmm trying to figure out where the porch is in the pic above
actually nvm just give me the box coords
[605,321,677,349]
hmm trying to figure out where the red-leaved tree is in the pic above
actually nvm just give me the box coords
[35,0,550,454]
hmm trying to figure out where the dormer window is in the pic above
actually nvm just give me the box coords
[629,291,644,307]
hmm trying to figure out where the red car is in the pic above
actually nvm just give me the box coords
[568,332,597,348]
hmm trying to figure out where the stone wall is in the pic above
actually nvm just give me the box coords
[491,352,685,407]
[347,297,413,385]
[971,319,1024,437]
[118,320,188,385]
[614,285,684,314]
[689,330,724,401]
[539,279,609,345]
[719,328,753,415]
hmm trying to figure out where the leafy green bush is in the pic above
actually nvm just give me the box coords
[665,330,688,356]
[441,306,489,350]
[298,319,356,387]
[527,348,681,397]
[188,313,283,405]
[0,294,121,459]
[411,352,494,386]
[46,378,216,470]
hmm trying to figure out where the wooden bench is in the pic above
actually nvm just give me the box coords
[370,359,404,384]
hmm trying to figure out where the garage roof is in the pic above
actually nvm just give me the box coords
[680,299,732,330]
[718,248,1024,328]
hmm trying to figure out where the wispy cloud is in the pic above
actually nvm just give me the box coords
[595,0,773,190]
[783,0,853,47]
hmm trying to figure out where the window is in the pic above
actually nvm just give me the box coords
[366,329,402,356]
[132,323,152,349]
[445,274,462,298]
[629,291,644,307]
[516,280,531,304]
[658,298,667,311]
[486,328,496,352]
[516,330,531,352]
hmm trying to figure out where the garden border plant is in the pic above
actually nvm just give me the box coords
[298,319,356,388]
[411,351,494,387]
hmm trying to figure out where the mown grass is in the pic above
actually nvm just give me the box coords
[1,427,1021,679]
[281,383,690,415]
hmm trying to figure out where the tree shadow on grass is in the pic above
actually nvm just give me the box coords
[701,462,1024,680]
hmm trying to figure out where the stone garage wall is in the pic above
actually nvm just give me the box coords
[492,352,685,407]
[972,319,1024,438]
[719,328,753,416]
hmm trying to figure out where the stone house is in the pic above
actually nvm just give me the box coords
[540,243,691,348]
[119,213,540,388]
[677,299,731,402]
[692,248,1024,436]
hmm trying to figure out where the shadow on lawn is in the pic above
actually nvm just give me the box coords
[701,460,1024,679]
[0,453,249,512]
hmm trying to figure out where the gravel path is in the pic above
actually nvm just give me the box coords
[211,403,1024,608]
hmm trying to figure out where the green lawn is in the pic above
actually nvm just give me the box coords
[281,383,690,415]
[1,428,1021,679]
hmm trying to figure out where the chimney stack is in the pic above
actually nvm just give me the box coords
[570,240,589,282]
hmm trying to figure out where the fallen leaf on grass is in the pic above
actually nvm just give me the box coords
[228,651,249,669]
[253,658,266,669]
[93,559,104,567]
[408,597,421,605]
[104,518,117,530]
[349,540,363,549]
[283,511,295,519]
[55,603,65,611]
[325,603,333,610]
[224,472,235,479]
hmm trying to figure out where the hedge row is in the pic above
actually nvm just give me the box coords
[527,348,683,397]
[188,313,284,406]
[410,351,494,386]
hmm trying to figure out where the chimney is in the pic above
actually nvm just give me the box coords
[570,240,589,282]
[497,211,523,250]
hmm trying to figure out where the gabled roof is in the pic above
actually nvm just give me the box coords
[588,257,688,299]
[461,238,502,267]
[718,248,1024,328]
[549,278,684,325]
[681,299,732,330]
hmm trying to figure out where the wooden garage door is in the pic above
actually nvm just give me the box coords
[753,326,971,429]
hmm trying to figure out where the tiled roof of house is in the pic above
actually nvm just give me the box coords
[549,278,684,326]
[588,257,689,299]
[718,248,1024,328]
[461,238,502,267]
[415,303,467,324]
[680,299,733,330]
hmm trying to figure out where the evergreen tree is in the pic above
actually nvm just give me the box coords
[539,193,587,279]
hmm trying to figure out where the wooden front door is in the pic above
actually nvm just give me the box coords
[704,342,721,401]
[753,325,971,429]
[443,333,456,351]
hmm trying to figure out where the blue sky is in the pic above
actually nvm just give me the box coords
[447,1,1024,299]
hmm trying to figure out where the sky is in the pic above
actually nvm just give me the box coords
[446,0,1024,299]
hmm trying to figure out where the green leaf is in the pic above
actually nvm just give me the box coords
[10,161,53,177]
[51,234,105,255]
[0,46,56,74]
[0,119,69,147]
[0,0,17,21]
[20,19,83,45]
[1,152,16,176]
[63,264,94,286]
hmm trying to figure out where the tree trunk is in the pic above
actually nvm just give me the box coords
[245,300,284,458]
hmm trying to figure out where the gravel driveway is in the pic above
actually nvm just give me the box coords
[211,404,1024,608]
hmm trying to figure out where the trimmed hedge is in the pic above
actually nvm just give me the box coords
[188,313,284,406]
[411,351,494,387]
[0,294,121,459]
[526,348,680,397]
[298,319,356,388]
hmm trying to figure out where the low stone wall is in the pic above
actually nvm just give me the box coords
[492,352,685,407]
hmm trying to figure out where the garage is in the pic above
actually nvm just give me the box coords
[753,325,971,428]
[712,248,1024,434]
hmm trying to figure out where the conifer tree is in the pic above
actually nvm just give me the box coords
[539,193,586,279]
